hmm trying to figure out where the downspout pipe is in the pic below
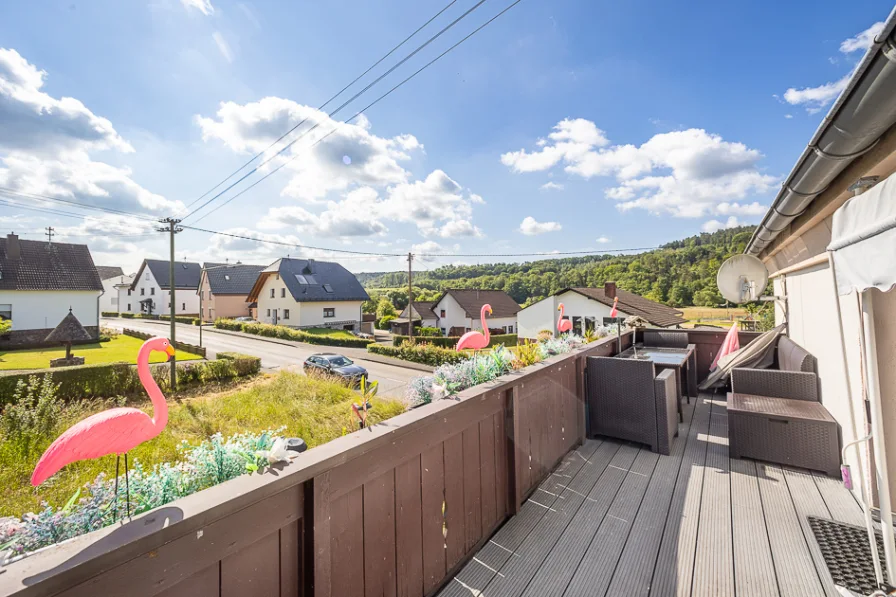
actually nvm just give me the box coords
[746,6,896,257]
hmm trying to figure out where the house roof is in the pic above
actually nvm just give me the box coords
[96,266,124,281]
[0,235,103,292]
[247,258,370,303]
[435,289,520,319]
[399,301,437,321]
[203,264,265,295]
[559,287,686,328]
[44,309,93,343]
[132,259,202,290]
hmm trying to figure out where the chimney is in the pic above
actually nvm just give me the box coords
[307,259,315,274]
[6,233,20,260]
[604,281,617,299]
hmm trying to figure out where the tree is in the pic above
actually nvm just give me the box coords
[376,298,397,320]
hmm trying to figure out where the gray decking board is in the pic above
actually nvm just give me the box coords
[691,398,735,597]
[448,393,861,597]
[812,471,865,526]
[481,441,628,597]
[730,458,779,597]
[436,440,602,597]
[783,467,840,597]
[562,449,660,597]
[603,398,700,597]
[520,444,641,597]
[649,390,714,597]
[757,463,827,595]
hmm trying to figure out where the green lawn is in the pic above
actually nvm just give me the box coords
[0,371,406,517]
[0,335,201,370]
[302,327,356,339]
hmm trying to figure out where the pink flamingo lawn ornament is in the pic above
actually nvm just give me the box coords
[456,304,493,351]
[31,337,176,517]
[609,296,619,318]
[557,303,573,334]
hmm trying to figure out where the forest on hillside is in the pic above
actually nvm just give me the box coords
[362,226,755,310]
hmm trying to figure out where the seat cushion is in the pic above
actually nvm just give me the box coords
[777,336,817,373]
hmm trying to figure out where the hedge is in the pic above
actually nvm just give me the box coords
[104,313,200,325]
[160,314,201,325]
[213,319,375,348]
[122,328,206,357]
[0,353,261,406]
[392,333,518,349]
[368,342,467,367]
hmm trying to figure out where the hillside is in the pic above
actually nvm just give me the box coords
[363,226,755,309]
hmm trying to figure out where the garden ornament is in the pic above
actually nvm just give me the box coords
[30,337,176,519]
[556,303,572,333]
[609,296,619,318]
[456,304,492,351]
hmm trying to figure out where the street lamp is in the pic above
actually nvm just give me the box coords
[199,261,241,347]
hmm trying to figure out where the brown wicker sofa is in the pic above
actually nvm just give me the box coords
[729,336,840,476]
[586,357,678,455]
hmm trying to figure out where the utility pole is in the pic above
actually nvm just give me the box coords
[158,218,183,390]
[45,226,54,245]
[407,252,414,343]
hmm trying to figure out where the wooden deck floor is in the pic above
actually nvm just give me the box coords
[436,393,864,597]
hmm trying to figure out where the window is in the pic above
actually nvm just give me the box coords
[127,303,131,311]
[141,288,145,296]
[145,272,150,280]
[270,288,275,298]
[267,309,271,317]
[150,287,155,296]
[127,289,132,296]
[324,307,335,318]
[0,304,11,322]
[440,328,446,335]
[295,274,307,284]
[281,288,286,298]
[284,309,290,320]
[323,284,333,293]
[182,303,185,311]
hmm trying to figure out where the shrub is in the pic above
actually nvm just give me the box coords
[392,333,518,348]
[417,327,441,337]
[100,311,118,317]
[214,319,373,348]
[159,314,201,325]
[1,375,63,455]
[376,315,396,330]
[0,354,261,406]
[369,341,467,367]
[120,313,135,319]
[537,329,553,342]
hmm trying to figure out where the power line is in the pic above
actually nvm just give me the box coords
[184,0,460,211]
[184,0,496,222]
[189,0,525,224]
[0,187,158,222]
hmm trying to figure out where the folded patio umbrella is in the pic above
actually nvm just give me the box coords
[698,324,784,391]
[711,323,740,370]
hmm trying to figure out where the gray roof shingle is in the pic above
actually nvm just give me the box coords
[560,287,686,327]
[250,258,369,302]
[436,289,520,319]
[95,266,124,281]
[204,264,265,295]
[399,301,437,321]
[132,259,202,290]
[0,235,102,291]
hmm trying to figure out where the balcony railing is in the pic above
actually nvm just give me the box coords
[0,328,754,597]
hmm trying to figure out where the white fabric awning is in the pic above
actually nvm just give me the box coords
[828,173,896,296]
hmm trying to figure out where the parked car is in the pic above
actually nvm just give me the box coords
[303,353,368,386]
[234,316,254,322]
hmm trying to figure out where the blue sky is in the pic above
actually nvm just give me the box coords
[0,0,892,272]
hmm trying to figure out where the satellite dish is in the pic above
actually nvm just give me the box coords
[717,254,769,304]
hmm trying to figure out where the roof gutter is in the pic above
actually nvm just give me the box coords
[746,7,896,256]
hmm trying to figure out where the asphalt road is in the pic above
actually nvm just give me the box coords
[101,318,420,398]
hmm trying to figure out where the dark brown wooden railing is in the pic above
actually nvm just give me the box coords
[0,328,748,597]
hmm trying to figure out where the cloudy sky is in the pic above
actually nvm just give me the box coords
[0,0,891,272]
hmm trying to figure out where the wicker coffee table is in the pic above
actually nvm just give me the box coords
[728,393,840,476]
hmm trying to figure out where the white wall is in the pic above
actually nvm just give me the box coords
[131,267,199,315]
[518,290,630,339]
[100,278,117,313]
[254,274,362,327]
[433,294,469,334]
[297,301,362,327]
[0,290,99,330]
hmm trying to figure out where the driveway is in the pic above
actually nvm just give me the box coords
[101,318,423,398]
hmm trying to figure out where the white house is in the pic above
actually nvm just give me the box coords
[517,283,686,340]
[390,301,438,335]
[0,233,103,348]
[130,259,202,316]
[247,258,369,330]
[97,266,135,314]
[431,289,520,336]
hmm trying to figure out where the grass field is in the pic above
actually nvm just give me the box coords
[0,371,406,517]
[678,306,748,329]
[301,327,357,339]
[0,335,201,370]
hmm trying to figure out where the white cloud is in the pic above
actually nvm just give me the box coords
[182,0,214,15]
[258,188,388,238]
[212,32,233,63]
[411,240,460,263]
[540,181,564,191]
[840,21,884,53]
[596,236,610,244]
[784,114,793,119]
[701,216,742,233]
[783,22,884,113]
[519,216,562,235]
[501,118,609,173]
[0,48,182,215]
[503,121,774,219]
